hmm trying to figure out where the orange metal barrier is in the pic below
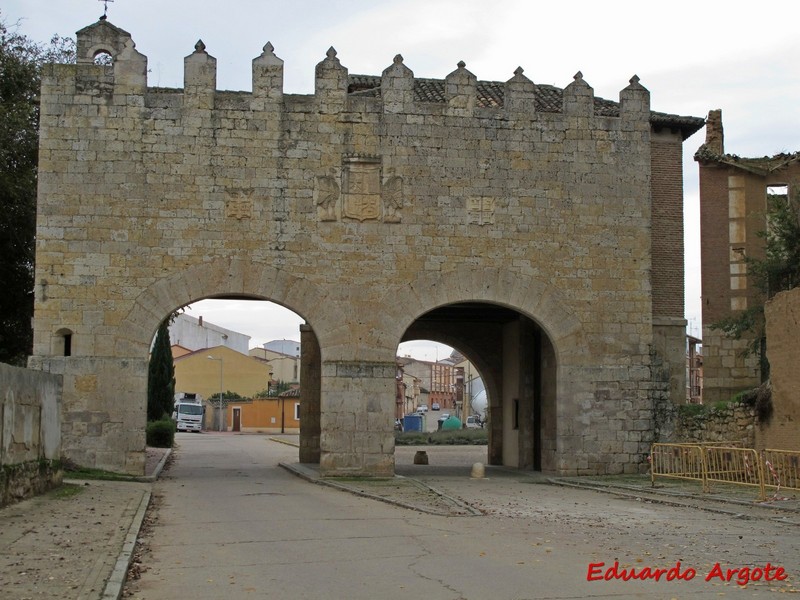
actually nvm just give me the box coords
[650,443,706,490]
[702,446,765,501]
[763,449,800,496]
[650,444,800,501]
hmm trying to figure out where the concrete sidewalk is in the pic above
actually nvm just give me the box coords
[0,447,170,600]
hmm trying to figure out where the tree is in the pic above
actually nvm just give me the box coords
[147,320,175,421]
[0,13,74,365]
[712,188,800,377]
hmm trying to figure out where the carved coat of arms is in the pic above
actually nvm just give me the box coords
[343,159,381,221]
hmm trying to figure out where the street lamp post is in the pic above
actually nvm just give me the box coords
[207,356,224,432]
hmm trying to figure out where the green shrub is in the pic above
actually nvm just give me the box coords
[432,428,488,445]
[677,403,706,418]
[146,419,175,448]
[711,400,732,413]
[395,428,488,446]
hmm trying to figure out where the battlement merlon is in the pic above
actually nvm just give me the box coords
[58,19,702,137]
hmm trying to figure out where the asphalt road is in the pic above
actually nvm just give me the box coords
[123,434,799,599]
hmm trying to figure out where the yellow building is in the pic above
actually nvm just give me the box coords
[227,390,300,434]
[174,345,273,403]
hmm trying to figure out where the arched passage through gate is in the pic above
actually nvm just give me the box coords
[400,302,558,471]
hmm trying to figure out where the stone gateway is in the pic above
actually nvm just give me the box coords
[30,19,704,476]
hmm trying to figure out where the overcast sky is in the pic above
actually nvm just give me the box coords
[5,1,799,357]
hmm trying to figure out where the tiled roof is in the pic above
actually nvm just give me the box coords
[279,387,301,398]
[694,147,800,175]
[348,75,704,139]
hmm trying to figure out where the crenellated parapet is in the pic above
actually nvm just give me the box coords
[57,18,699,137]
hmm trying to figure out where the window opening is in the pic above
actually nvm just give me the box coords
[93,50,113,65]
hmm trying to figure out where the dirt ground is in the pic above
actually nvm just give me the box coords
[0,448,168,600]
[0,478,150,600]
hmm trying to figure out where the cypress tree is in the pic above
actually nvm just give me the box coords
[147,320,175,421]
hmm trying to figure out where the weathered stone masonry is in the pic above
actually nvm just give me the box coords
[30,19,703,476]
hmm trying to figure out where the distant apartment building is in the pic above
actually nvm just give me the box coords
[262,339,301,357]
[168,313,250,354]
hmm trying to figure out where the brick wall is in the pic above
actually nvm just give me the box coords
[651,134,685,319]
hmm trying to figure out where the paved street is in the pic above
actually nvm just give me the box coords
[124,434,799,599]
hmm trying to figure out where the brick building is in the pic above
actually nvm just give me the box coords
[696,110,800,403]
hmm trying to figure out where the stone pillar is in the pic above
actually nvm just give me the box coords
[653,317,688,404]
[619,75,650,121]
[381,54,414,114]
[445,61,476,117]
[315,47,348,114]
[517,318,538,470]
[704,109,724,154]
[504,67,537,118]
[319,361,395,477]
[252,42,283,105]
[184,40,216,110]
[562,71,594,116]
[299,324,321,463]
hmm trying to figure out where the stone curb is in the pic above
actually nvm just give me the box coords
[547,477,800,521]
[135,448,172,483]
[99,448,169,598]
[101,488,151,600]
[269,436,300,448]
[278,462,481,516]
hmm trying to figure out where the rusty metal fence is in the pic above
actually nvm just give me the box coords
[651,443,800,501]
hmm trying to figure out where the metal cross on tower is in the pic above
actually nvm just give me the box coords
[99,0,114,20]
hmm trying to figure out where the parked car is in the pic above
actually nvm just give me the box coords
[431,402,440,411]
[466,415,482,429]
[416,405,428,413]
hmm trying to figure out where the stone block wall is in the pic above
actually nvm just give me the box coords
[759,288,800,451]
[672,403,756,448]
[30,19,703,475]
[1,363,63,506]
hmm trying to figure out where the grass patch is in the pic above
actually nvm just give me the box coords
[63,461,139,481]
[395,428,488,446]
[49,483,85,500]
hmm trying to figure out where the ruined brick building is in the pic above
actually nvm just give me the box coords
[696,110,800,404]
[30,19,704,476]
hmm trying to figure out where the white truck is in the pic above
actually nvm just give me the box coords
[172,392,205,433]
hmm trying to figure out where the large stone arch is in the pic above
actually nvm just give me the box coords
[386,265,587,361]
[384,266,587,473]
[116,258,325,356]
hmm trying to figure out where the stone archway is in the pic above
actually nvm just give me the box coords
[387,266,584,473]
[117,258,325,356]
[32,18,699,476]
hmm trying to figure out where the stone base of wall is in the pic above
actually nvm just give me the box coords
[1,459,63,508]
